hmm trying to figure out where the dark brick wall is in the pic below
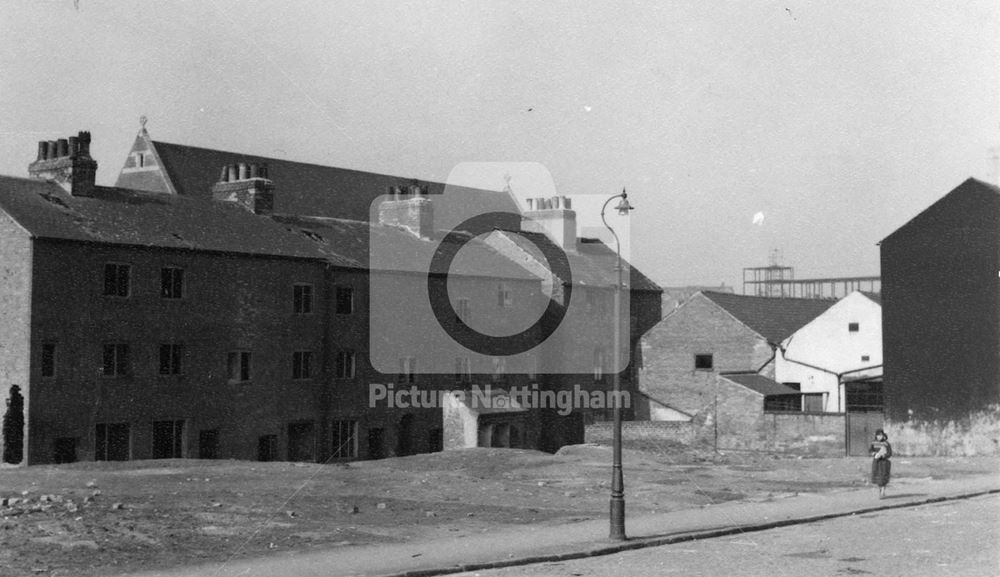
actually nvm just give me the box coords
[881,183,1000,422]
[0,211,32,463]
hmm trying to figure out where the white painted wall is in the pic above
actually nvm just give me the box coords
[776,292,882,413]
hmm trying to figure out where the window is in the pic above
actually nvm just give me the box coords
[848,322,860,332]
[331,420,358,459]
[227,351,252,383]
[103,263,130,297]
[198,429,219,459]
[136,152,145,168]
[161,267,184,299]
[293,284,313,314]
[764,395,801,412]
[152,420,185,459]
[159,344,183,375]
[694,354,714,370]
[292,351,314,380]
[802,394,825,413]
[103,344,130,376]
[492,357,506,383]
[454,357,472,383]
[336,350,356,379]
[455,298,471,324]
[257,435,278,461]
[497,283,512,308]
[53,437,77,464]
[41,343,56,378]
[861,355,870,362]
[398,357,417,383]
[782,382,801,391]
[593,347,607,382]
[95,423,130,461]
[336,286,354,314]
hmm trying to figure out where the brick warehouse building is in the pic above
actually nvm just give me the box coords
[0,129,661,465]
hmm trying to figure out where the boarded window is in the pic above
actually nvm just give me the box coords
[152,420,185,459]
[95,422,130,461]
[198,430,219,459]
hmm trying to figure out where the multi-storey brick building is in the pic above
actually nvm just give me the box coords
[0,129,661,465]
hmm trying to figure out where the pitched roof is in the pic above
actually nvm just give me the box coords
[0,175,534,280]
[880,177,1000,245]
[133,140,522,228]
[860,291,882,305]
[702,291,835,343]
[492,231,662,292]
[722,373,801,396]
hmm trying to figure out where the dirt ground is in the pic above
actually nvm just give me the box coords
[1,445,997,577]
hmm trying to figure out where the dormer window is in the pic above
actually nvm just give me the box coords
[849,322,860,332]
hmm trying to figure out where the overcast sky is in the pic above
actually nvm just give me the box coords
[1,1,997,289]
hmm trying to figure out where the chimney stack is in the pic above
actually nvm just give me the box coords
[378,181,434,239]
[212,162,274,215]
[28,131,98,196]
[521,196,577,251]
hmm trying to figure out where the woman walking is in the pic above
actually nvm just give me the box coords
[869,428,892,499]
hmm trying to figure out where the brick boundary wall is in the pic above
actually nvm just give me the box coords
[587,413,845,457]
[585,421,695,446]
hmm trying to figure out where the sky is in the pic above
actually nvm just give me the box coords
[1,1,998,290]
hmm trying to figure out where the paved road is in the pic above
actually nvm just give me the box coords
[456,494,1000,577]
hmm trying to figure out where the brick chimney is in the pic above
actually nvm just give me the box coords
[28,131,98,196]
[521,196,577,251]
[212,162,274,215]
[378,182,434,239]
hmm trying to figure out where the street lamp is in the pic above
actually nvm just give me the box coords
[601,187,633,541]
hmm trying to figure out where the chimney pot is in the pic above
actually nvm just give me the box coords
[68,136,79,157]
[36,141,46,161]
[228,164,238,182]
[56,139,69,158]
[259,163,269,179]
[219,166,229,183]
[238,162,249,180]
[249,163,259,179]
[78,131,91,155]
[46,141,57,160]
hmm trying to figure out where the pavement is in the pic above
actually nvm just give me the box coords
[130,473,1000,577]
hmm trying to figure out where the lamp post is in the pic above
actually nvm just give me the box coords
[601,187,633,541]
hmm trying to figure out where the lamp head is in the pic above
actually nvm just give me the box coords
[615,190,634,216]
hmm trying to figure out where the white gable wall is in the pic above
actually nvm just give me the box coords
[776,292,882,413]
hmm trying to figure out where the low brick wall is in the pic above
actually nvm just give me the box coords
[585,420,696,445]
[758,412,845,456]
